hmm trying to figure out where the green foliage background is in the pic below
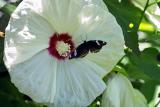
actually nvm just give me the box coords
[0,0,160,107]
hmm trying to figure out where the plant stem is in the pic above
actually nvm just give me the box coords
[136,0,150,32]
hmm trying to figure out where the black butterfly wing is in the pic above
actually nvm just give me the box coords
[76,47,89,58]
[88,40,103,53]
[90,46,102,53]
[76,42,89,58]
[69,42,89,59]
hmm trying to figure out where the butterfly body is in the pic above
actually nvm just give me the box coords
[69,40,107,59]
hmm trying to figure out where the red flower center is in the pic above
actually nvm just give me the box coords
[48,33,75,60]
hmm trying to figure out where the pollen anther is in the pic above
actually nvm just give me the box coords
[56,41,71,57]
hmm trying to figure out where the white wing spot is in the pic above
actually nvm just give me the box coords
[96,40,100,46]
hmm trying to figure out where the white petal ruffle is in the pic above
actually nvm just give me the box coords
[4,1,54,68]
[40,0,108,34]
[10,50,106,107]
[10,50,57,102]
[50,59,106,107]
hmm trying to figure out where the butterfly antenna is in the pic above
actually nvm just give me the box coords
[81,33,87,42]
[75,33,88,44]
[84,34,87,41]
[80,34,83,41]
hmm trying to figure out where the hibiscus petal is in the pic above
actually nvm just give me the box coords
[134,89,148,107]
[39,0,108,34]
[4,1,54,68]
[10,51,106,106]
[101,73,148,107]
[74,4,124,75]
[10,50,57,103]
[51,59,106,107]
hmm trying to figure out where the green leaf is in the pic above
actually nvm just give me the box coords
[124,48,160,82]
[0,76,23,100]
[158,2,160,8]
[140,80,158,102]
[0,4,16,15]
[0,76,45,107]
[103,0,142,54]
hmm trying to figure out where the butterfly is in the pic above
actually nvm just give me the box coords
[69,40,107,59]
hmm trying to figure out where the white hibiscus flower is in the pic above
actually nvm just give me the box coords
[4,0,124,106]
[102,73,148,107]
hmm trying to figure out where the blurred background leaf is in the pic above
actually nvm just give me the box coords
[104,0,142,54]
[104,0,160,106]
